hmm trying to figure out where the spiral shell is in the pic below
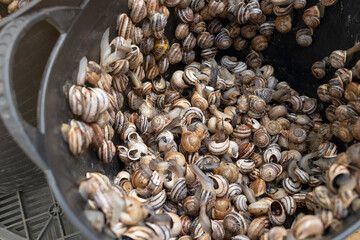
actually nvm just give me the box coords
[296,28,313,47]
[152,37,170,60]
[129,0,147,23]
[275,14,292,33]
[197,32,215,49]
[215,28,232,50]
[329,50,346,69]
[260,163,283,182]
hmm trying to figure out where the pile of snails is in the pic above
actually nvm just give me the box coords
[315,58,360,144]
[0,0,30,15]
[60,0,360,239]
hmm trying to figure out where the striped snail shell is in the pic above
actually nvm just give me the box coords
[189,0,205,12]
[175,23,190,40]
[168,43,183,65]
[251,35,270,51]
[253,128,271,148]
[170,178,187,202]
[208,18,223,35]
[200,47,218,60]
[164,0,180,7]
[329,49,346,69]
[139,37,155,55]
[208,0,226,17]
[197,32,215,49]
[97,140,116,163]
[68,125,89,156]
[158,56,169,74]
[182,50,196,65]
[282,177,301,194]
[146,0,159,18]
[223,211,248,235]
[215,28,232,50]
[176,7,194,23]
[236,2,249,25]
[117,13,135,40]
[280,195,297,215]
[335,68,353,85]
[312,57,328,79]
[317,84,331,103]
[189,14,206,33]
[233,36,248,51]
[182,32,197,51]
[296,28,313,47]
[268,200,286,225]
[152,37,170,60]
[303,5,321,28]
[259,21,276,36]
[259,163,283,182]
[150,13,167,32]
[129,0,147,23]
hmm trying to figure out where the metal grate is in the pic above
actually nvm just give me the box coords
[0,185,83,240]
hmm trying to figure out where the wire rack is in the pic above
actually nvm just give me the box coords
[0,185,84,240]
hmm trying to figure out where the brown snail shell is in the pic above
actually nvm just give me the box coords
[168,43,183,65]
[129,0,147,23]
[294,0,307,9]
[241,24,259,39]
[296,28,313,47]
[259,21,276,36]
[260,163,283,182]
[292,215,324,240]
[251,35,270,51]
[275,14,292,34]
[312,57,328,79]
[176,7,194,23]
[215,28,232,50]
[320,0,338,6]
[268,200,286,225]
[175,23,190,40]
[117,13,135,39]
[197,32,215,49]
[152,37,170,60]
[303,5,320,28]
[183,50,196,65]
[182,32,197,51]
[329,49,346,69]
[233,36,248,51]
[150,13,167,32]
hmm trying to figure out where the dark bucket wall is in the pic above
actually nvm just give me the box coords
[41,0,360,239]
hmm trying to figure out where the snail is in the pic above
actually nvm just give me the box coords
[329,42,360,69]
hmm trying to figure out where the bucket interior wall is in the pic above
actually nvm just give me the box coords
[42,0,360,239]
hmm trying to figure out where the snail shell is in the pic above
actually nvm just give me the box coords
[227,183,243,201]
[168,43,183,65]
[238,142,255,159]
[150,13,167,32]
[208,18,223,35]
[296,28,313,47]
[251,35,270,51]
[164,0,180,7]
[182,32,197,51]
[241,24,258,39]
[189,14,206,33]
[68,125,89,155]
[294,0,307,9]
[215,28,232,50]
[117,13,135,39]
[197,32,215,49]
[233,36,248,51]
[248,216,268,240]
[207,138,230,155]
[260,163,283,182]
[211,220,225,240]
[233,124,252,139]
[268,200,286,225]
[303,5,320,28]
[248,200,269,215]
[140,37,155,55]
[253,128,271,148]
[312,58,328,79]
[175,23,190,40]
[329,50,346,69]
[212,197,232,220]
[170,178,187,202]
[189,0,205,12]
[317,84,331,103]
[236,3,249,25]
[152,37,169,60]
[129,0,147,23]
[97,140,116,163]
[223,211,248,235]
[320,0,338,6]
[183,196,200,217]
[288,126,307,144]
[183,50,196,64]
[280,195,297,215]
[293,215,324,240]
[263,147,282,163]
[313,185,331,209]
[234,195,248,212]
[326,163,351,193]
[275,14,292,34]
[283,177,301,194]
[259,21,276,36]
[176,7,194,23]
